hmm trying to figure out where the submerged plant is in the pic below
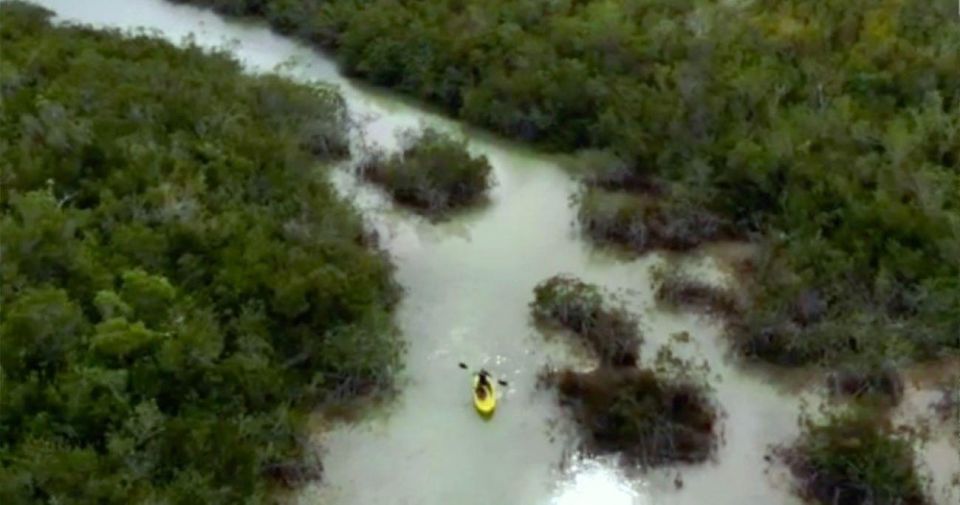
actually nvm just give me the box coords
[932,375,960,424]
[654,269,741,319]
[826,359,904,407]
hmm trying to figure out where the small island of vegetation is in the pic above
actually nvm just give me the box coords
[0,3,401,503]
[778,406,930,505]
[358,127,492,216]
[532,275,719,467]
[531,275,640,368]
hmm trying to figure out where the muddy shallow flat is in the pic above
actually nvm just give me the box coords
[26,1,959,503]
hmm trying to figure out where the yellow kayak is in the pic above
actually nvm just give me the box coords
[473,375,496,416]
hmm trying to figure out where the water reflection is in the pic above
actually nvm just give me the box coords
[551,458,645,505]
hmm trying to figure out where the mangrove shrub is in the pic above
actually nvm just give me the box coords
[532,276,719,466]
[531,275,640,367]
[779,406,929,505]
[358,127,492,215]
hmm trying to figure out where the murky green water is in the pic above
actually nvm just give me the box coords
[26,1,960,503]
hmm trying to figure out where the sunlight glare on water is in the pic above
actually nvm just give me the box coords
[551,459,643,505]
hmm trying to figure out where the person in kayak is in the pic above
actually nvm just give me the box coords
[475,370,492,399]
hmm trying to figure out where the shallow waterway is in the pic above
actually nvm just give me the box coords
[25,1,960,503]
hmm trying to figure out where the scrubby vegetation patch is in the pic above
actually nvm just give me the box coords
[576,187,733,254]
[531,275,640,367]
[358,127,492,215]
[778,407,930,505]
[531,276,719,467]
[545,353,719,467]
[654,271,741,319]
[826,361,904,407]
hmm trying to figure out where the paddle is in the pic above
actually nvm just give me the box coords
[458,362,509,387]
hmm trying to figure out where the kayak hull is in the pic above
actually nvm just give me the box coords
[473,375,496,416]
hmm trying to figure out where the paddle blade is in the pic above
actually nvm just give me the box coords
[458,362,468,369]
[497,380,509,387]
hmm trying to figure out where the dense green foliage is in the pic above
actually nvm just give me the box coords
[781,406,928,505]
[0,3,401,503]
[175,0,960,366]
[359,127,492,215]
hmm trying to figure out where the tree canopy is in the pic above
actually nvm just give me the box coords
[0,3,401,502]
